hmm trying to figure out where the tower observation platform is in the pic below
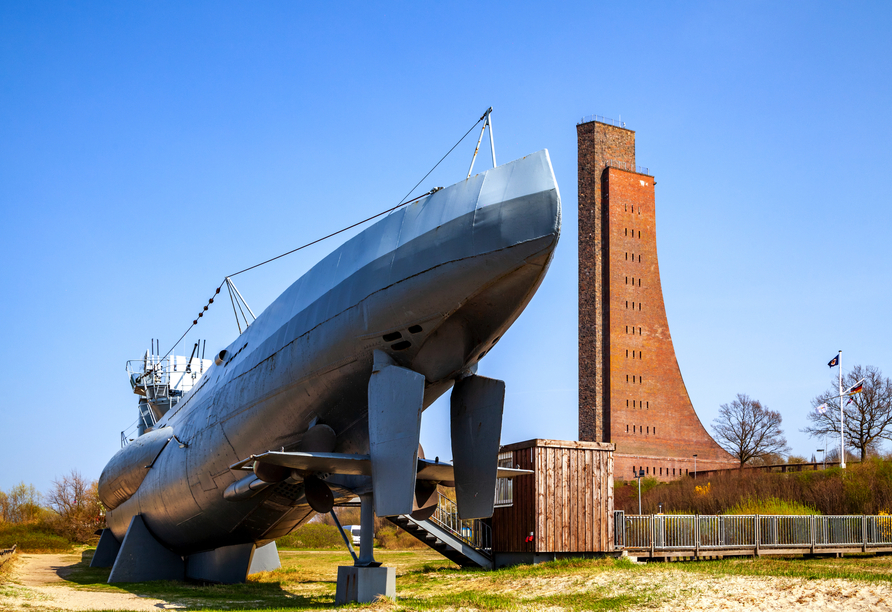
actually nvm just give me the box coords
[577,118,737,481]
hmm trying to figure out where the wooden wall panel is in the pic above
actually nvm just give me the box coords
[492,439,615,554]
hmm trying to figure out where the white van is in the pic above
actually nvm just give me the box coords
[343,524,361,546]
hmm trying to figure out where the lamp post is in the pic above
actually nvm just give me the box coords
[693,454,698,479]
[636,469,645,515]
[817,448,824,470]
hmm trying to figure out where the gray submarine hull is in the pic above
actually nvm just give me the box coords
[100,149,561,557]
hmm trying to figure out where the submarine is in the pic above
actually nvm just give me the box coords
[94,148,561,583]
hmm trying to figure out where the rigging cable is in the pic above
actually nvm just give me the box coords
[140,112,485,380]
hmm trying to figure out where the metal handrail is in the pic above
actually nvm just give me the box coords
[603,159,651,176]
[578,114,626,128]
[430,491,492,551]
[616,512,892,553]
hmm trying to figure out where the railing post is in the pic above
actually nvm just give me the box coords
[754,515,760,557]
[810,515,815,554]
[863,515,868,553]
[650,515,655,558]
[694,515,700,559]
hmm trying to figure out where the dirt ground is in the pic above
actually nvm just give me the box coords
[600,569,892,612]
[0,553,181,611]
[3,552,892,611]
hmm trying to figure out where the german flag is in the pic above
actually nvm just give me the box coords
[845,380,864,395]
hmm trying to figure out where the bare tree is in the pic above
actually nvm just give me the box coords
[804,365,892,460]
[45,470,104,542]
[1,483,41,523]
[712,394,790,467]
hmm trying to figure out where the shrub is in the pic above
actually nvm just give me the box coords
[621,458,892,516]
[724,496,820,515]
[375,526,426,550]
[277,523,346,549]
[0,523,73,553]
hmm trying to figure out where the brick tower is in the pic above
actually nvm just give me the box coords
[577,117,736,481]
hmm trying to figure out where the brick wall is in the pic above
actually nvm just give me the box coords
[577,121,635,442]
[577,119,737,481]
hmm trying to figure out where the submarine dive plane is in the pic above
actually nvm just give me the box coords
[94,148,561,584]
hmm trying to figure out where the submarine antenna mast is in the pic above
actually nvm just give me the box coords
[467,107,496,178]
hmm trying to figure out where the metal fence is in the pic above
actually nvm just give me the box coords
[578,114,626,128]
[615,512,892,554]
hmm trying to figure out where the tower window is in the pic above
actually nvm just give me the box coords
[625,252,628,260]
[625,228,628,236]
[647,426,649,434]
[639,327,642,334]
[638,278,641,287]
[626,374,629,382]
[631,277,635,285]
[626,424,629,432]
[626,399,629,407]
[631,205,634,213]
[625,301,629,309]
[638,254,641,262]
[626,325,629,333]
[626,349,629,357]
[625,276,628,284]
[654,427,657,436]
[633,425,636,433]
[632,375,636,383]
[633,400,636,408]
[639,230,641,238]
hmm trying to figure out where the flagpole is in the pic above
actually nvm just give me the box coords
[839,350,845,469]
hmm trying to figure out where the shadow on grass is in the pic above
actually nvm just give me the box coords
[56,549,337,610]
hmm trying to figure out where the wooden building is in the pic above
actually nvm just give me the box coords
[491,439,615,566]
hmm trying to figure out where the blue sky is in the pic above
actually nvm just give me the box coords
[1,1,890,493]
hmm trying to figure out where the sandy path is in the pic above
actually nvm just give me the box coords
[488,568,892,611]
[620,569,892,612]
[1,553,182,611]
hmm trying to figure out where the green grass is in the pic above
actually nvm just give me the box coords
[2,549,663,611]
[11,547,892,611]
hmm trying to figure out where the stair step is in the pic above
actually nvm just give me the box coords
[386,515,491,569]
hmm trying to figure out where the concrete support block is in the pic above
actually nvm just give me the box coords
[335,565,395,605]
[90,529,121,568]
[249,542,281,574]
[108,515,184,583]
[186,543,255,584]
